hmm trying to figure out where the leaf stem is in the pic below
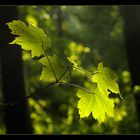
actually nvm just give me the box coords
[57,68,68,82]
[41,41,58,82]
[59,82,92,93]
[60,65,95,75]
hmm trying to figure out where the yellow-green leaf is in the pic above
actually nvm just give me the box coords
[7,20,51,58]
[77,87,114,123]
[92,62,120,94]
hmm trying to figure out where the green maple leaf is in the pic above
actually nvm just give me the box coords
[7,20,51,58]
[39,55,69,83]
[77,87,114,123]
[92,62,120,94]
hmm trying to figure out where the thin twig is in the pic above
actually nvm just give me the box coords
[0,79,94,107]
[0,81,56,107]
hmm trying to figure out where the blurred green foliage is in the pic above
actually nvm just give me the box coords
[0,5,139,134]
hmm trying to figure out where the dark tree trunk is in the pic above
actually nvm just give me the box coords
[120,6,140,129]
[0,6,33,134]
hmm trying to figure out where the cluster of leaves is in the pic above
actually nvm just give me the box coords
[7,20,122,123]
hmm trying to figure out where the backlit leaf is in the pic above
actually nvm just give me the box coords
[77,87,114,123]
[7,20,51,58]
[92,62,120,94]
